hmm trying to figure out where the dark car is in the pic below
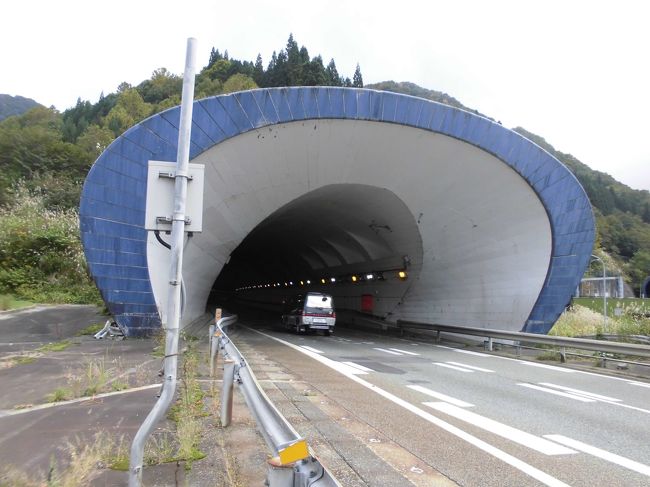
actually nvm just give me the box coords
[281,292,336,335]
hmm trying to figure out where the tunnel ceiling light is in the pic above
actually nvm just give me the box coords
[289,281,294,285]
[306,280,311,284]
[351,275,358,282]
[300,280,304,285]
[366,274,374,280]
[330,277,336,283]
[321,278,326,284]
[398,270,408,280]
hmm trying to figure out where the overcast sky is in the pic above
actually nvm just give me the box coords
[3,0,649,190]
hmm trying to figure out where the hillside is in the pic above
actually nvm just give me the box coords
[0,94,41,121]
[1,35,649,303]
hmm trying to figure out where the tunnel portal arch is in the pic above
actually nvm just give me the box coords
[80,87,595,336]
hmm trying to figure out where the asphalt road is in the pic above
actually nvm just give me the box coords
[234,318,650,487]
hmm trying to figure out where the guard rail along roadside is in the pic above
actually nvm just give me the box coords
[396,319,650,365]
[209,310,340,487]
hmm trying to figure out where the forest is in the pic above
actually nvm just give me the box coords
[0,35,649,306]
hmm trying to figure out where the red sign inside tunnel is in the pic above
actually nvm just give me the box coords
[361,294,373,313]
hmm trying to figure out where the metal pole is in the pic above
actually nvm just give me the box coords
[221,359,236,427]
[591,255,607,334]
[129,37,197,487]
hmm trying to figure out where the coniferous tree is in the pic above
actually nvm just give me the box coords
[352,64,363,87]
[325,59,342,86]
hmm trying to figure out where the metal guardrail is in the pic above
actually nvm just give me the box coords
[210,313,340,487]
[396,320,650,360]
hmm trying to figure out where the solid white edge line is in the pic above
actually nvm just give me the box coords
[389,348,420,356]
[249,327,571,487]
[407,385,475,408]
[518,384,596,402]
[545,435,650,477]
[374,347,403,355]
[538,383,622,402]
[446,361,494,373]
[424,402,576,456]
[629,381,650,389]
[301,345,325,354]
[343,361,374,372]
[434,363,474,372]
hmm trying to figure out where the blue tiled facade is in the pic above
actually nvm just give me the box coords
[80,87,595,336]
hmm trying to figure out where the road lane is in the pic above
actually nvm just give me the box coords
[237,320,650,486]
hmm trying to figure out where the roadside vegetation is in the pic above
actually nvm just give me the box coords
[550,300,650,338]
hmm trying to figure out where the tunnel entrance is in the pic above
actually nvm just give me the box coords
[210,184,423,318]
[643,277,650,298]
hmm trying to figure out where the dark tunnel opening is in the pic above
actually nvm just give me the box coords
[208,184,423,318]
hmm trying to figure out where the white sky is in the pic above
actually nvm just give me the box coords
[3,0,649,190]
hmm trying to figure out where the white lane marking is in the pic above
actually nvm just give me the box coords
[301,346,324,354]
[374,347,403,356]
[343,361,374,372]
[249,328,571,487]
[336,337,352,342]
[446,361,494,373]
[629,381,650,389]
[521,362,575,373]
[538,383,622,402]
[426,402,576,456]
[434,345,455,349]
[434,363,474,372]
[389,348,420,356]
[545,435,650,477]
[454,349,491,357]
[407,385,475,408]
[518,384,596,402]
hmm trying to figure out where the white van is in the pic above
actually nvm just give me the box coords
[281,292,336,335]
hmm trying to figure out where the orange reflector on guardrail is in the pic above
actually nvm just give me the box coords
[278,439,309,464]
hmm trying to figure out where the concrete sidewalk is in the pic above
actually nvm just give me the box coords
[0,305,268,486]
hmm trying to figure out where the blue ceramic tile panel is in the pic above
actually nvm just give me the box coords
[327,88,345,118]
[199,97,241,139]
[368,91,383,120]
[269,89,293,122]
[193,100,228,146]
[342,89,358,118]
[380,92,398,122]
[251,90,280,125]
[81,87,594,336]
[301,88,320,118]
[236,91,267,128]
[285,89,307,120]
[356,90,371,119]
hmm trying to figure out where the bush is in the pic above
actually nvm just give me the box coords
[0,184,100,305]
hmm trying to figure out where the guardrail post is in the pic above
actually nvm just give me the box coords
[210,325,221,377]
[266,458,295,486]
[484,337,493,352]
[560,347,567,363]
[600,352,607,368]
[435,330,441,343]
[221,359,236,427]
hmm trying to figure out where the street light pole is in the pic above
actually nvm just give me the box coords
[591,254,607,333]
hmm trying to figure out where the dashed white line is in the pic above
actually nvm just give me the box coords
[517,383,596,402]
[374,347,403,356]
[446,361,494,373]
[425,402,576,456]
[520,362,575,373]
[434,363,474,372]
[343,361,374,372]
[389,348,420,356]
[407,385,475,408]
[453,349,491,357]
[538,383,621,402]
[545,435,650,477]
[629,381,650,389]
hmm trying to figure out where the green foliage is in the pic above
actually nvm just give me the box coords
[0,185,100,304]
[0,294,32,311]
[37,340,72,353]
[222,73,258,94]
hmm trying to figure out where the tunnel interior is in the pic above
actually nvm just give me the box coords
[210,183,423,315]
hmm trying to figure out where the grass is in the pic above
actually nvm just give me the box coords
[550,303,650,338]
[37,340,72,353]
[46,387,72,403]
[75,323,105,336]
[0,294,33,311]
[573,297,650,317]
